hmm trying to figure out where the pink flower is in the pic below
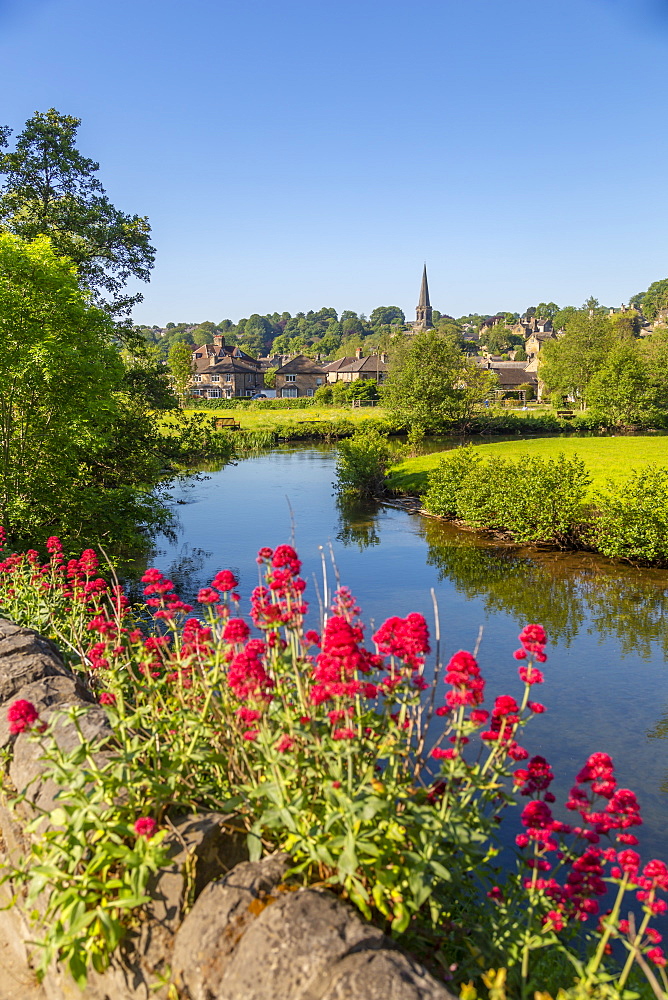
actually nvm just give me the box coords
[134,816,157,838]
[332,727,356,740]
[7,699,40,734]
[275,735,295,753]
[99,692,116,705]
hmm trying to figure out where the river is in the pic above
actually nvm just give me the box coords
[147,444,668,863]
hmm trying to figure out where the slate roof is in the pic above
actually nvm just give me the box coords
[275,354,327,375]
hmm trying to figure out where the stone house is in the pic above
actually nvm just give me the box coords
[190,334,264,399]
[323,348,389,385]
[274,355,327,398]
[474,358,538,395]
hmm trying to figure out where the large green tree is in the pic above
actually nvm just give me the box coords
[381,330,497,430]
[586,342,655,426]
[0,234,125,534]
[0,109,154,316]
[539,304,616,407]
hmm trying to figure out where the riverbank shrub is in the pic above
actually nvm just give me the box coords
[0,536,665,997]
[424,447,591,545]
[335,427,392,498]
[592,466,668,565]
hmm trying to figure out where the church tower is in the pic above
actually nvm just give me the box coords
[414,264,433,330]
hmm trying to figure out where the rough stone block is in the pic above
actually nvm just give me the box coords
[0,674,94,749]
[135,811,249,976]
[0,619,69,705]
[172,854,290,1000]
[9,703,112,813]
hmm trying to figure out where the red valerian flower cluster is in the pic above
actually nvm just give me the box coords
[7,699,41,734]
[443,650,485,708]
[133,816,157,839]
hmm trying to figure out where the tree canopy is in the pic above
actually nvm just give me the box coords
[0,109,154,315]
[381,330,497,431]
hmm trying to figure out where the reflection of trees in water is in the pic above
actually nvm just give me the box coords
[647,713,668,794]
[421,519,668,657]
[124,544,213,605]
[336,497,381,550]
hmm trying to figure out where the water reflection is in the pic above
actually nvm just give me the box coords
[335,497,381,550]
[419,518,668,659]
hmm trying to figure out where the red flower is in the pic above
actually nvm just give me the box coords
[373,613,430,669]
[197,587,221,604]
[275,735,295,753]
[444,649,485,708]
[211,569,239,592]
[332,727,356,740]
[99,692,116,705]
[134,816,157,838]
[7,699,40,734]
[223,618,250,643]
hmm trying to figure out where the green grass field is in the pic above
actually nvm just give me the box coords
[387,435,668,497]
[160,406,388,431]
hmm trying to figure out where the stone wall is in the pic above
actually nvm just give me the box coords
[0,619,456,1000]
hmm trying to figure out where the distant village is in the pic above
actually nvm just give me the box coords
[138,267,668,404]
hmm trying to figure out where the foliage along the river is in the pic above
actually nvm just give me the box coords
[1,534,667,998]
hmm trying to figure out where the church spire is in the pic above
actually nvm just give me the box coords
[415,264,433,330]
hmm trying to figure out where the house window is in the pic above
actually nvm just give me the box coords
[211,375,220,382]
[285,374,296,382]
[282,387,298,398]
[208,389,222,398]
[306,389,314,397]
[316,378,322,386]
[194,353,202,359]
[194,375,202,382]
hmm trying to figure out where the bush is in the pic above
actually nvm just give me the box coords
[424,447,591,544]
[335,427,391,498]
[592,466,668,564]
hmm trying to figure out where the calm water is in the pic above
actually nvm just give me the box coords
[147,445,668,862]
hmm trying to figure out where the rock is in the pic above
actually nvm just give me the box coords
[9,703,112,814]
[317,948,457,1000]
[172,854,290,999]
[135,811,249,976]
[0,675,94,749]
[172,855,455,1000]
[0,620,69,706]
[208,887,385,1000]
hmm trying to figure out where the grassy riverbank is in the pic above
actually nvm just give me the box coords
[387,435,668,497]
[181,405,387,430]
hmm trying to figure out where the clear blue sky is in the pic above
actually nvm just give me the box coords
[1,0,667,324]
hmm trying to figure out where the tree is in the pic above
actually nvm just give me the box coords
[381,330,497,431]
[640,278,668,321]
[587,342,655,426]
[0,109,154,316]
[369,306,405,327]
[539,306,616,408]
[0,234,126,536]
[482,324,513,355]
[168,342,195,407]
[535,302,559,321]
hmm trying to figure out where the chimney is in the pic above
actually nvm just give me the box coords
[213,334,225,348]
[380,352,388,363]
[355,347,363,359]
[210,354,217,367]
